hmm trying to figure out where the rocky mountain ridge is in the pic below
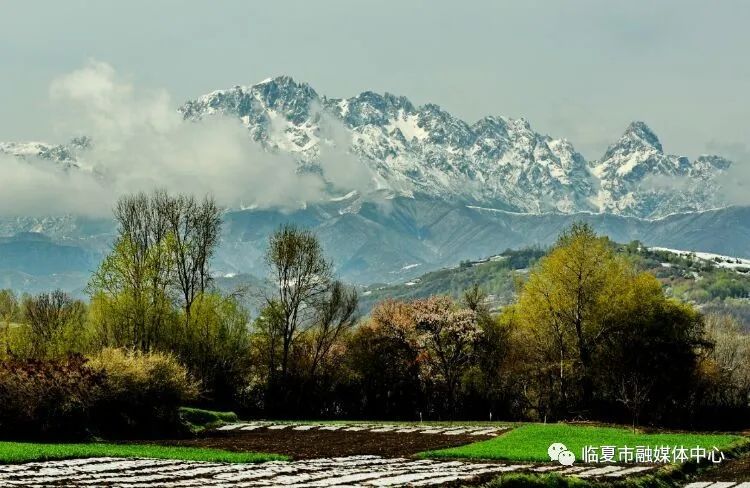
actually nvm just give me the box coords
[0,76,732,219]
[178,76,731,218]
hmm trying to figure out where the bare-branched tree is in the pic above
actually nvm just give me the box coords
[264,224,333,378]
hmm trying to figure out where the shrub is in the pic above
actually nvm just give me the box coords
[88,348,199,438]
[479,473,592,488]
[0,356,104,439]
[179,407,238,429]
[0,350,199,440]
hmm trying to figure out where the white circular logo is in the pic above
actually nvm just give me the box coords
[548,442,576,465]
[558,450,576,466]
[547,442,567,461]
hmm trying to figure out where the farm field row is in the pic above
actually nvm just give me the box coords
[216,421,508,437]
[0,454,659,487]
[219,419,516,427]
[0,422,746,486]
[2,423,744,464]
[686,483,750,487]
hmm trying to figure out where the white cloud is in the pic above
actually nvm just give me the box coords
[704,141,750,206]
[0,61,362,217]
[313,101,376,194]
[0,153,111,217]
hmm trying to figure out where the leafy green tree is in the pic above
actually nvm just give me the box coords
[86,191,257,409]
[0,290,19,356]
[89,237,176,350]
[512,223,710,423]
[598,275,707,427]
[251,300,285,383]
[17,290,88,358]
[514,223,629,412]
[88,190,222,351]
[176,292,252,405]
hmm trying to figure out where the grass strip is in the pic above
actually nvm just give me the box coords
[423,423,744,462]
[472,437,750,488]
[0,442,287,464]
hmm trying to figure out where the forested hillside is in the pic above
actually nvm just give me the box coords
[361,241,750,327]
[359,248,545,312]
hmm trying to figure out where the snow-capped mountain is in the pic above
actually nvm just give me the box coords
[0,140,81,170]
[179,76,731,218]
[591,122,730,217]
[180,76,597,214]
[0,76,734,219]
[0,76,746,293]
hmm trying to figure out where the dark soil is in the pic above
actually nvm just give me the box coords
[157,428,490,460]
[695,452,750,481]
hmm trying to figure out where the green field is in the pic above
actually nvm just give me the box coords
[0,442,287,464]
[422,423,745,462]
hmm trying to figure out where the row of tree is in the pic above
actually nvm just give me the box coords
[242,224,750,428]
[2,191,749,430]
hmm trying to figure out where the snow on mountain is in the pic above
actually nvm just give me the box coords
[591,122,730,218]
[1,77,734,220]
[649,246,750,273]
[179,78,601,214]
[0,140,83,169]
[180,77,731,218]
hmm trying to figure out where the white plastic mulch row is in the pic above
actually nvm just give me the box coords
[684,483,750,488]
[216,422,508,436]
[0,455,659,487]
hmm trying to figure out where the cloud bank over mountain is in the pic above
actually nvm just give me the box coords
[0,62,378,216]
[0,62,746,221]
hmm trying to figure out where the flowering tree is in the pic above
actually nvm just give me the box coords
[348,299,423,418]
[412,296,480,416]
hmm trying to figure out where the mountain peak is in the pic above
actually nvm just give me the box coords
[598,121,663,165]
[176,78,731,219]
[251,75,318,104]
[255,75,311,91]
[621,121,662,151]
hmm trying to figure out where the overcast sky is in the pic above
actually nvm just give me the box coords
[1,0,748,160]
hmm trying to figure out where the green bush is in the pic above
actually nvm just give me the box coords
[476,472,681,488]
[478,473,591,488]
[88,348,199,438]
[179,407,238,428]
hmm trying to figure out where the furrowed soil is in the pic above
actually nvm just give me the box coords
[695,451,750,481]
[156,428,491,460]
